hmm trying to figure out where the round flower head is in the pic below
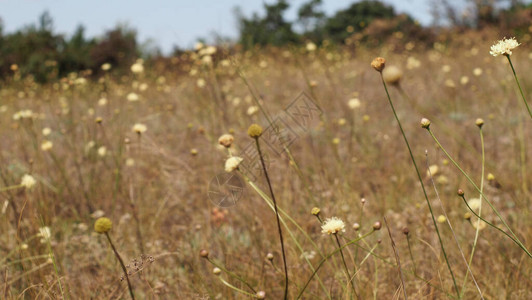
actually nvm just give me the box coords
[20,174,36,190]
[218,134,234,148]
[490,37,520,56]
[371,57,386,72]
[94,217,112,234]
[321,217,346,235]
[225,156,243,172]
[475,118,484,128]
[311,207,321,216]
[247,124,263,138]
[348,98,361,110]
[420,118,431,129]
[132,123,147,134]
[382,65,403,85]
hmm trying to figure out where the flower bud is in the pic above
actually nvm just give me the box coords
[373,221,382,230]
[371,57,386,72]
[247,124,263,138]
[420,118,431,129]
[475,118,484,128]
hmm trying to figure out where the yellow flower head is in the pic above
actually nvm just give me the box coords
[247,124,263,138]
[94,217,112,234]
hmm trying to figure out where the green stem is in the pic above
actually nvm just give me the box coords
[427,128,532,259]
[335,234,358,298]
[379,75,460,297]
[297,230,375,299]
[506,55,532,119]
[206,258,256,293]
[254,138,289,300]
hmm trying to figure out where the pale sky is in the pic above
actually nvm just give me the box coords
[1,0,445,53]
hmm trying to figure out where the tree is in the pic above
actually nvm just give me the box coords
[323,0,396,43]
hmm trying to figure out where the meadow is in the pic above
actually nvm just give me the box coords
[1,32,532,299]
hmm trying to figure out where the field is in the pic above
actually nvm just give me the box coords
[1,34,532,299]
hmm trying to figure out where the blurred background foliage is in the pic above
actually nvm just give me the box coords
[1,0,532,82]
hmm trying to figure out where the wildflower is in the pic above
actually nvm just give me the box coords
[98,98,108,106]
[190,148,198,156]
[20,174,36,189]
[90,210,105,219]
[371,57,386,72]
[256,291,266,299]
[306,42,317,52]
[348,98,361,110]
[490,37,520,57]
[101,63,112,71]
[41,140,53,151]
[487,173,495,181]
[218,134,234,148]
[247,105,259,116]
[247,124,263,138]
[475,118,484,128]
[127,92,139,102]
[42,127,52,136]
[372,221,382,230]
[94,217,112,233]
[225,156,243,172]
[332,137,340,145]
[437,215,446,223]
[311,207,320,216]
[460,76,469,85]
[97,146,107,157]
[132,123,147,134]
[321,217,346,235]
[212,267,221,276]
[353,222,360,230]
[338,118,346,126]
[427,164,439,176]
[39,226,51,242]
[420,118,431,129]
[196,78,206,88]
[473,68,483,76]
[200,249,209,258]
[300,250,316,260]
[382,65,403,85]
[130,61,144,74]
[266,253,274,261]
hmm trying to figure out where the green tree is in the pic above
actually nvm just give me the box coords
[323,0,396,43]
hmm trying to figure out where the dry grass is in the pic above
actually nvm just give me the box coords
[1,36,532,299]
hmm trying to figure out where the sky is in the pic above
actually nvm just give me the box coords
[0,0,441,53]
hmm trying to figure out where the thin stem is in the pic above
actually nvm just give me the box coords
[218,277,257,298]
[406,234,416,275]
[206,258,256,293]
[506,55,532,119]
[426,128,532,259]
[105,233,135,300]
[297,230,375,299]
[254,138,289,300]
[335,234,358,298]
[379,75,460,297]
[460,127,486,297]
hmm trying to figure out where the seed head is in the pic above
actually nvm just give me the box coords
[199,249,209,258]
[420,118,431,129]
[372,221,382,230]
[311,207,321,216]
[94,217,112,234]
[212,267,221,276]
[475,118,484,128]
[20,174,36,190]
[371,57,386,72]
[402,227,409,235]
[218,134,234,148]
[457,189,465,196]
[256,291,266,299]
[247,124,263,138]
[266,253,274,261]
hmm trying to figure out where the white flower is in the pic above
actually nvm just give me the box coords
[20,174,36,189]
[41,140,53,151]
[39,226,51,241]
[42,127,52,136]
[225,156,243,172]
[247,106,259,116]
[348,98,361,110]
[127,92,139,102]
[132,123,147,134]
[490,37,520,57]
[306,42,317,52]
[101,63,112,71]
[321,217,346,235]
[131,62,144,74]
[97,146,107,157]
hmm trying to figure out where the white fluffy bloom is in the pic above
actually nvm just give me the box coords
[127,92,139,102]
[321,217,346,235]
[42,127,52,136]
[39,226,51,241]
[490,37,520,57]
[41,140,53,151]
[130,62,144,74]
[20,174,36,189]
[347,98,361,110]
[132,123,147,134]
[225,156,243,172]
